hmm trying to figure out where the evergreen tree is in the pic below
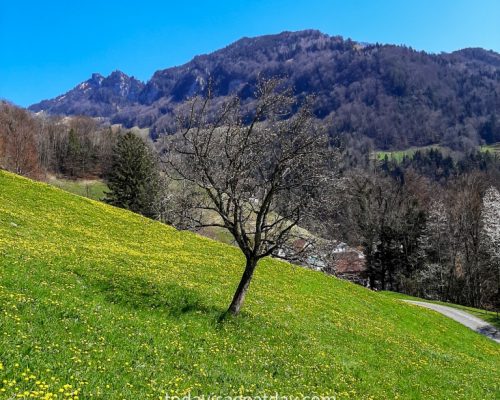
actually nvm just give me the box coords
[104,132,160,218]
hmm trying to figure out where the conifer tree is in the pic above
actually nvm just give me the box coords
[104,132,160,218]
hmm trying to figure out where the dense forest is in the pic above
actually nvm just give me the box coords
[29,30,500,150]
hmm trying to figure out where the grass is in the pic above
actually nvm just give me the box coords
[46,176,108,201]
[376,142,500,163]
[0,170,499,399]
[480,142,500,156]
[375,145,442,162]
[381,291,500,329]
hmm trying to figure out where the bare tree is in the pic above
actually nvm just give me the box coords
[0,103,40,177]
[420,199,453,299]
[450,174,486,307]
[481,186,500,312]
[35,114,69,174]
[482,187,500,263]
[165,79,337,316]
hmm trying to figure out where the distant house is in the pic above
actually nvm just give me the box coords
[318,243,368,286]
[331,250,368,286]
[276,237,368,285]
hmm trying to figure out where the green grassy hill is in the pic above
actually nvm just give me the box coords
[375,145,443,162]
[0,170,498,399]
[480,142,500,156]
[375,142,500,163]
[46,177,108,201]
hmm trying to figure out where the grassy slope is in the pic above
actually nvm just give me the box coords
[46,177,108,201]
[375,142,500,163]
[0,171,499,399]
[375,145,443,162]
[480,142,500,156]
[382,291,500,329]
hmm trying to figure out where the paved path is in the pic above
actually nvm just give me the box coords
[404,300,500,343]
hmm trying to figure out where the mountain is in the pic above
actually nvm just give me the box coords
[29,30,500,149]
[1,169,499,398]
[30,70,145,118]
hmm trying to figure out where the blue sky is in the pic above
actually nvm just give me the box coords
[1,0,499,107]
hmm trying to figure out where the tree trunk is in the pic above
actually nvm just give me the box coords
[369,275,375,290]
[226,257,258,316]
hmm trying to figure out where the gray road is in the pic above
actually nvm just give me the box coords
[404,300,500,343]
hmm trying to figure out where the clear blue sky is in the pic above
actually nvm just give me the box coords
[1,0,499,107]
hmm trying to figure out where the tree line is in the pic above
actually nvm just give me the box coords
[336,168,500,312]
[0,101,118,180]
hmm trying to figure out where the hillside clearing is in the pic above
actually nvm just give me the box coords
[0,170,499,399]
[46,176,108,201]
[374,145,443,162]
[480,142,500,156]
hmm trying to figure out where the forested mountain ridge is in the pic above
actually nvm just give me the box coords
[29,30,500,149]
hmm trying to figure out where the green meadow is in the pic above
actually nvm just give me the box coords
[480,142,500,156]
[46,177,108,201]
[375,145,443,162]
[0,170,499,399]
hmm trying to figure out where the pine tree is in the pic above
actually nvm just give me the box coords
[104,132,160,218]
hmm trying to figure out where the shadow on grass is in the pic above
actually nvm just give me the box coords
[96,275,211,317]
[67,267,294,333]
[68,267,251,323]
[94,274,278,332]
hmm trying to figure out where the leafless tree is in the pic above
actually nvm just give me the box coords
[481,186,500,312]
[164,79,337,316]
[0,103,40,177]
[482,187,500,263]
[449,174,487,307]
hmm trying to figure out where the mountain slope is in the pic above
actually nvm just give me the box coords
[29,30,500,148]
[0,170,499,399]
[30,70,144,117]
